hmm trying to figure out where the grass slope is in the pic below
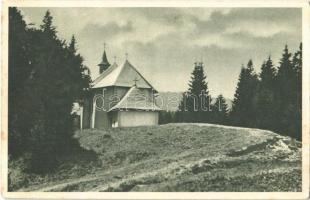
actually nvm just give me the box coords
[20,123,301,192]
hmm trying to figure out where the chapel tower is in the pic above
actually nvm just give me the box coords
[98,45,111,74]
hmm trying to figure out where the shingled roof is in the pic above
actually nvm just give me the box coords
[92,60,156,91]
[109,86,162,112]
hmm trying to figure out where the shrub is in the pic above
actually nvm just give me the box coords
[8,155,31,191]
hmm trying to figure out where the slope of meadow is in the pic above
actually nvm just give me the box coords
[18,123,301,192]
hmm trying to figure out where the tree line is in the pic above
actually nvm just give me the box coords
[9,8,91,172]
[159,44,302,141]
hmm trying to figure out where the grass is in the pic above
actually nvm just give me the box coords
[12,123,301,192]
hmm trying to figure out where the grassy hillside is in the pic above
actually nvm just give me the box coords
[17,123,301,192]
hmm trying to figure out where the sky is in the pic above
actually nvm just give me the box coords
[19,7,301,99]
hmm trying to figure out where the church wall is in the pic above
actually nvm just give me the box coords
[94,109,110,129]
[118,111,159,127]
[104,87,114,111]
[86,87,126,129]
[92,87,112,129]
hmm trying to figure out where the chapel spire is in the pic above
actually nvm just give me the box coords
[98,43,111,74]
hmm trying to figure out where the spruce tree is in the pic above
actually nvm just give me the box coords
[9,9,91,172]
[29,11,91,172]
[276,45,294,100]
[293,43,302,80]
[8,7,34,156]
[254,57,277,129]
[178,62,210,122]
[260,57,276,87]
[231,60,259,127]
[292,43,302,109]
[213,94,229,124]
[291,44,302,140]
[231,66,246,126]
[40,10,56,37]
[274,45,298,138]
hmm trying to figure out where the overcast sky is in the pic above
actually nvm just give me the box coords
[20,7,301,99]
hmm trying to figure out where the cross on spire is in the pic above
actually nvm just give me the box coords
[133,77,138,87]
[98,42,110,74]
[125,52,129,60]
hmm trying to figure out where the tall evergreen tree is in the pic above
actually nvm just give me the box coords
[178,62,210,122]
[212,94,229,124]
[231,66,246,126]
[254,57,277,129]
[290,43,302,140]
[260,57,276,87]
[292,43,302,109]
[9,8,91,171]
[276,45,294,99]
[231,60,259,127]
[40,10,56,37]
[274,45,299,139]
[28,11,91,171]
[8,7,34,156]
[293,43,302,80]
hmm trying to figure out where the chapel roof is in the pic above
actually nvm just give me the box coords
[92,60,156,91]
[108,86,162,112]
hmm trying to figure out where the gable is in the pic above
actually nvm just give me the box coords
[115,61,152,89]
[92,60,155,90]
[109,86,162,112]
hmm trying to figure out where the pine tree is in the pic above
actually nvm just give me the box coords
[8,7,34,156]
[9,9,91,172]
[260,57,277,87]
[29,11,91,172]
[67,35,92,100]
[40,10,56,37]
[276,45,294,99]
[213,94,229,124]
[178,62,210,122]
[292,43,302,107]
[254,57,277,129]
[274,45,298,139]
[231,66,246,126]
[291,43,302,140]
[231,60,259,127]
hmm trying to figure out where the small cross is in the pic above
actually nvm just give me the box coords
[103,42,107,51]
[133,77,138,86]
[125,52,129,60]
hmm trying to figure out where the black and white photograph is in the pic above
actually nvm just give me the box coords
[1,1,309,199]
